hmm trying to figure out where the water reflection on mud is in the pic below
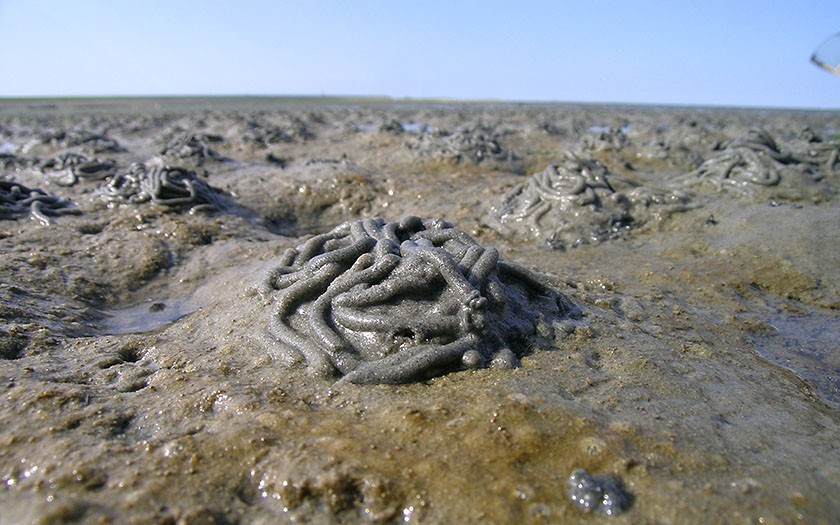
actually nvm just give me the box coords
[101,298,198,335]
[755,310,840,409]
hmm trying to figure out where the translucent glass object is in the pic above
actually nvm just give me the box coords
[811,32,840,76]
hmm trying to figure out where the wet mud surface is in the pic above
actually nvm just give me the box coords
[1,98,839,523]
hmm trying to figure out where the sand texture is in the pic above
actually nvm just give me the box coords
[1,98,839,524]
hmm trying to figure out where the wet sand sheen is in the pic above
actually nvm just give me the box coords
[0,98,838,524]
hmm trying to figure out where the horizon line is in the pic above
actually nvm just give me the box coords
[0,93,837,112]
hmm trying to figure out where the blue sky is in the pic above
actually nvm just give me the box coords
[1,0,838,108]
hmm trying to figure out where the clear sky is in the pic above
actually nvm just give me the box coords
[1,0,838,108]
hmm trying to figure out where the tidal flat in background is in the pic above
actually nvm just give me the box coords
[0,97,838,524]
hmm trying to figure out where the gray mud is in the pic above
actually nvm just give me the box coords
[1,98,839,524]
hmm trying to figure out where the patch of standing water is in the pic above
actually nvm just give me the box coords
[587,125,631,134]
[354,122,377,132]
[354,122,425,133]
[753,309,840,410]
[101,298,198,335]
[0,142,16,154]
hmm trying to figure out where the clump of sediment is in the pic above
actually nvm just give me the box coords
[23,128,123,155]
[37,152,117,186]
[674,128,839,200]
[97,162,224,212]
[236,116,314,148]
[0,179,79,225]
[159,133,226,164]
[405,124,515,166]
[484,155,690,250]
[566,468,632,516]
[258,216,580,383]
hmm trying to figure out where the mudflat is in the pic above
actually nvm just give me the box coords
[1,97,838,524]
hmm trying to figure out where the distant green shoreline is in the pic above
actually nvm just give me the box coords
[0,94,394,103]
[0,95,837,115]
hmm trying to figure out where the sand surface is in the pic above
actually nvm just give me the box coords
[1,98,839,524]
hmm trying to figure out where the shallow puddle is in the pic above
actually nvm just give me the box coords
[755,309,840,409]
[101,297,198,335]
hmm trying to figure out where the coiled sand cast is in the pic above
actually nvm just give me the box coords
[259,216,580,384]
